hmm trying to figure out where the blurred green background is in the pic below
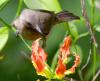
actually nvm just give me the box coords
[0,0,100,81]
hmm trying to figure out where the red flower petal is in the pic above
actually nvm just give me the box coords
[35,54,45,72]
[74,55,80,67]
[38,47,47,62]
[56,57,66,76]
[31,38,47,72]
[69,55,80,73]
[60,36,71,58]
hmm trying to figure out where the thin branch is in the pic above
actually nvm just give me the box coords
[78,68,84,81]
[15,0,23,17]
[19,35,32,51]
[20,51,31,61]
[0,17,11,29]
[80,0,98,77]
[0,0,10,11]
[71,78,77,81]
[80,0,98,48]
[92,69,100,81]
[81,50,91,71]
[63,77,78,81]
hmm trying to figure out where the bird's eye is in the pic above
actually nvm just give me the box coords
[27,22,33,27]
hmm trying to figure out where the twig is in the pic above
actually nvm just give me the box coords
[63,77,78,81]
[78,68,84,81]
[20,51,31,61]
[0,0,10,11]
[80,0,98,48]
[0,0,32,51]
[0,17,11,29]
[19,35,32,51]
[71,78,77,81]
[81,50,91,71]
[80,0,98,77]
[15,0,23,17]
[92,69,100,81]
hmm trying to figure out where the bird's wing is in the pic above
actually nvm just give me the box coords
[56,11,80,22]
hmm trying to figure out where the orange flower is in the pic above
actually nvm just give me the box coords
[31,36,80,79]
[55,57,66,78]
[31,38,47,72]
[55,36,72,78]
[60,36,71,61]
[69,55,80,73]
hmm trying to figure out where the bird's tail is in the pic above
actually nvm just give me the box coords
[55,11,80,23]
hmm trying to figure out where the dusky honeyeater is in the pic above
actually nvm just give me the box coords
[12,9,79,45]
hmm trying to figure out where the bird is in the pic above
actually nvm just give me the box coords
[12,9,79,46]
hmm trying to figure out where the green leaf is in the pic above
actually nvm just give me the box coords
[74,32,89,43]
[0,0,9,11]
[51,50,59,71]
[45,24,67,65]
[87,0,95,7]
[24,0,61,12]
[0,27,9,51]
[24,0,43,9]
[84,55,100,81]
[0,0,7,6]
[69,22,78,39]
[94,25,100,32]
[88,0,100,9]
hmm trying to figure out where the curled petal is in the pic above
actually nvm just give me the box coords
[31,38,47,72]
[74,55,80,67]
[60,36,71,62]
[69,55,80,73]
[65,55,80,75]
[60,36,71,56]
[38,47,47,62]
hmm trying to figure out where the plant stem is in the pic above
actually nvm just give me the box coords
[78,68,84,81]
[93,43,96,75]
[14,0,32,51]
[19,35,32,51]
[92,69,100,81]
[81,0,98,78]
[0,17,11,29]
[81,49,91,71]
[66,23,71,35]
[91,0,95,26]
[51,50,59,71]
[16,0,23,17]
[0,17,32,51]
[91,0,97,76]
[80,0,97,48]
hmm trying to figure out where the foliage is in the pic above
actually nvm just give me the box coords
[0,27,9,51]
[0,0,100,81]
